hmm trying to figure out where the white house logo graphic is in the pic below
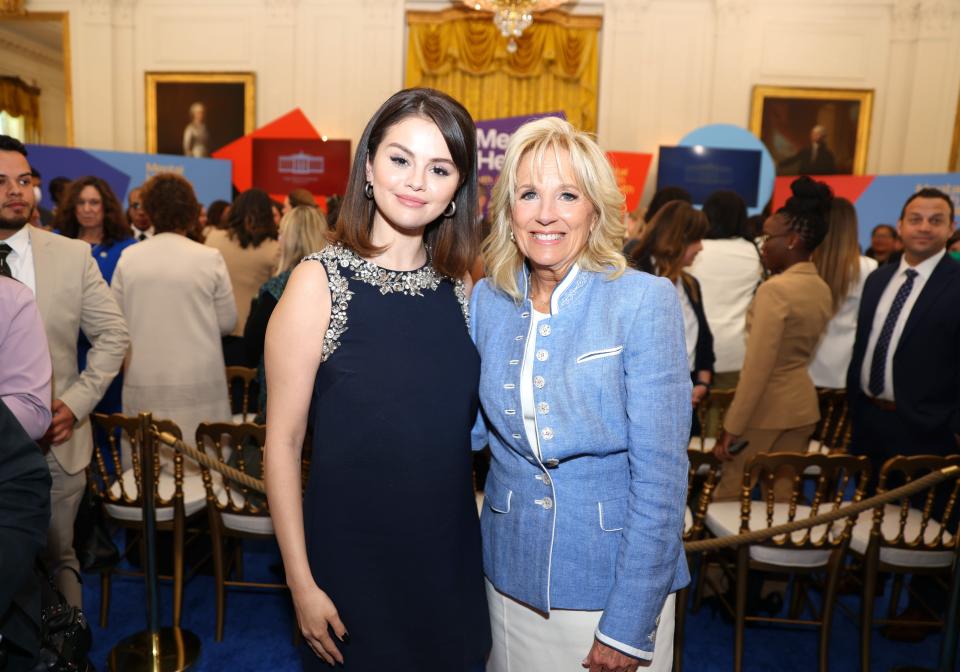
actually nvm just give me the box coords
[278,151,325,175]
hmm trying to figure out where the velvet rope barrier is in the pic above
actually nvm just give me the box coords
[153,426,958,554]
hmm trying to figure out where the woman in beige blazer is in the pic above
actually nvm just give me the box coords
[714,177,833,500]
[204,189,280,343]
[112,174,237,453]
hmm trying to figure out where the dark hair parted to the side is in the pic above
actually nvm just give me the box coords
[335,87,479,279]
[141,173,200,235]
[0,135,27,156]
[703,190,748,240]
[206,200,230,229]
[49,177,70,205]
[899,187,955,223]
[226,188,279,249]
[644,186,691,223]
[56,176,132,246]
[777,176,832,252]
[871,223,898,239]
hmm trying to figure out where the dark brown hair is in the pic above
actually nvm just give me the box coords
[335,87,478,279]
[226,188,279,249]
[55,176,131,245]
[631,200,709,300]
[141,173,200,235]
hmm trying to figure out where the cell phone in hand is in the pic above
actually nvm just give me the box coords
[727,439,749,455]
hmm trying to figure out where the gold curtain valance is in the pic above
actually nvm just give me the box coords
[406,8,601,132]
[0,76,40,118]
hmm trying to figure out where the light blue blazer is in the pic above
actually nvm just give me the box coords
[470,264,691,660]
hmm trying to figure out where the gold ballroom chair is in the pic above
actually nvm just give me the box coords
[848,454,960,672]
[804,389,854,478]
[674,448,723,672]
[703,452,870,672]
[226,365,259,423]
[688,388,736,454]
[195,421,286,642]
[89,413,209,628]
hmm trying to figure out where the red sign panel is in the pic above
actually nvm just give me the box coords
[252,138,351,196]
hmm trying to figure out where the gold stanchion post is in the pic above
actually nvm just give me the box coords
[108,412,201,671]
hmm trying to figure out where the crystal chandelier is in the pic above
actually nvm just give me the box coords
[465,1,568,53]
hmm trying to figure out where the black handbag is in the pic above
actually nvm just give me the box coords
[73,480,119,573]
[29,566,94,672]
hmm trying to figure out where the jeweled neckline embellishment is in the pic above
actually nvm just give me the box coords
[304,244,470,362]
[338,246,443,297]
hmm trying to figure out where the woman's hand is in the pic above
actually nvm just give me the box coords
[291,582,348,666]
[713,430,739,462]
[691,384,708,407]
[581,638,643,672]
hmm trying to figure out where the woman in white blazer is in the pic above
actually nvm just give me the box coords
[112,173,237,453]
[809,197,878,389]
[688,191,763,388]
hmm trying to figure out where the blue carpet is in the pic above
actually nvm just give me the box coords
[82,540,957,671]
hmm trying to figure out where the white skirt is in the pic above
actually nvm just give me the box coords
[485,579,675,672]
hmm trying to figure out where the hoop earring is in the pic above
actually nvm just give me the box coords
[364,181,374,199]
[443,201,456,218]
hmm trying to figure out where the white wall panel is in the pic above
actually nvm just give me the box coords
[16,0,960,182]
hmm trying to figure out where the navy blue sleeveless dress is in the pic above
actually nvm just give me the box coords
[300,245,490,671]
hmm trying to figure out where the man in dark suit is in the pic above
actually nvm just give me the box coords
[847,186,960,639]
[778,125,838,175]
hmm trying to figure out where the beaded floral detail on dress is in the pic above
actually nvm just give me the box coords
[304,244,469,361]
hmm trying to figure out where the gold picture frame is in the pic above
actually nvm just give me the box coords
[749,85,874,176]
[145,72,255,156]
[0,11,73,145]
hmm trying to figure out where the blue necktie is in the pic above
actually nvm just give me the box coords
[868,268,918,397]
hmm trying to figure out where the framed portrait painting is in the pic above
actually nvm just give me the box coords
[750,86,874,176]
[145,72,255,157]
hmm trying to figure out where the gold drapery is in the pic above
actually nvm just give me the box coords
[406,9,601,132]
[0,76,41,141]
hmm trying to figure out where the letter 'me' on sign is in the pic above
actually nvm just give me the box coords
[474,112,566,216]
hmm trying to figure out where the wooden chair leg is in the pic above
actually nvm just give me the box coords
[692,552,709,613]
[819,551,843,672]
[99,570,111,628]
[734,546,749,672]
[210,513,226,642]
[789,576,806,620]
[860,548,879,672]
[673,585,689,672]
[888,573,904,619]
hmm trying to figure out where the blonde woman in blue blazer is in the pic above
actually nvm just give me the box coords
[471,118,691,672]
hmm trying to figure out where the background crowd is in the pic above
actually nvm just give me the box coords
[1,105,959,670]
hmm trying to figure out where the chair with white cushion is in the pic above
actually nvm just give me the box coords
[225,365,259,423]
[90,413,205,629]
[805,389,853,477]
[688,388,736,455]
[196,421,282,642]
[704,452,870,672]
[850,454,960,672]
[675,449,722,672]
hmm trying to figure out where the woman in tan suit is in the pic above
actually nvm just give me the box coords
[714,177,833,500]
[112,173,237,453]
[204,189,280,344]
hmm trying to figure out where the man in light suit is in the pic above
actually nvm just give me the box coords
[848,187,960,639]
[0,135,129,608]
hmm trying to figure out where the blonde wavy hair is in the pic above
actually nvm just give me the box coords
[482,117,626,301]
[277,205,329,275]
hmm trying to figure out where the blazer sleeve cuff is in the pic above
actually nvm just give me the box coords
[594,628,654,661]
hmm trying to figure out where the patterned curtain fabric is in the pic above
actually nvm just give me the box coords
[0,76,41,141]
[406,9,601,132]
